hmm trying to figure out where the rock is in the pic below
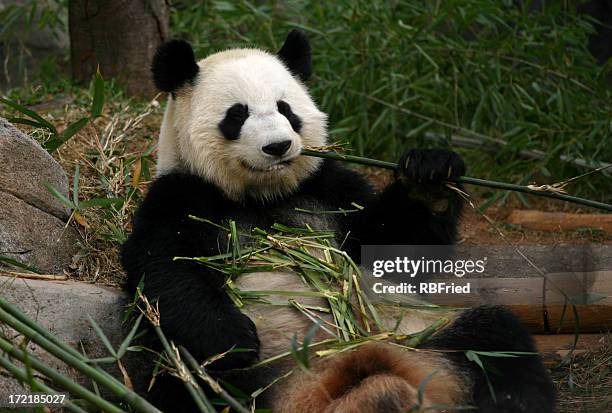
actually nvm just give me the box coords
[0,117,77,274]
[0,276,150,402]
[0,117,70,220]
[0,192,78,274]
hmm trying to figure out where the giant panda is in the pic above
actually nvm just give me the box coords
[121,30,555,413]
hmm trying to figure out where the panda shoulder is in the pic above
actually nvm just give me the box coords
[137,172,227,219]
[299,159,375,202]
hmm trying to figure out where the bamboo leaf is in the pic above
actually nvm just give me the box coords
[290,323,320,371]
[117,315,143,359]
[0,256,42,274]
[43,182,75,210]
[416,370,438,406]
[0,97,58,134]
[45,118,88,153]
[466,350,496,402]
[87,315,117,358]
[7,117,46,129]
[91,69,105,118]
[72,165,80,207]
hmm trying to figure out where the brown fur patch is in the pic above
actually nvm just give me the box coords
[273,343,470,413]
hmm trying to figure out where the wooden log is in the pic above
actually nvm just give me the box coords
[417,271,612,333]
[507,304,612,334]
[424,271,609,305]
[507,210,612,233]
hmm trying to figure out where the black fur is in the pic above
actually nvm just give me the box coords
[152,39,199,94]
[398,148,465,182]
[218,103,249,140]
[277,100,303,133]
[343,149,465,259]
[121,172,260,370]
[277,29,312,81]
[423,306,556,413]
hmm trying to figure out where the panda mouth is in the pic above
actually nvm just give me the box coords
[240,159,293,173]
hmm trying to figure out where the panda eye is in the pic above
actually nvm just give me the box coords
[219,103,249,140]
[277,100,302,133]
[228,103,249,119]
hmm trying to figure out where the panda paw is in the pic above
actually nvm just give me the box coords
[208,312,260,370]
[397,149,465,185]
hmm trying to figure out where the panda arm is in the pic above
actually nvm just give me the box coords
[121,173,259,369]
[342,177,464,259]
[302,150,465,259]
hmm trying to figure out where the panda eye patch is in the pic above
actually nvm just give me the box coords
[219,103,249,140]
[277,100,302,133]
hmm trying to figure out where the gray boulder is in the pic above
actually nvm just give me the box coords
[0,117,70,220]
[0,117,77,274]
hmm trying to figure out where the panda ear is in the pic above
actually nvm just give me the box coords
[277,29,312,82]
[151,39,199,93]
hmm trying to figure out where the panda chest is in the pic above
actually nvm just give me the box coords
[227,198,340,358]
[233,197,340,241]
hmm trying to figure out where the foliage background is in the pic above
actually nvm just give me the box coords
[1,0,611,203]
[169,0,612,202]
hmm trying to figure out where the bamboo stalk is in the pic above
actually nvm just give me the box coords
[135,290,215,413]
[404,317,449,347]
[0,301,162,413]
[179,346,251,413]
[0,336,125,413]
[301,149,612,211]
[0,296,89,359]
[0,354,88,413]
[0,270,68,280]
[152,325,216,413]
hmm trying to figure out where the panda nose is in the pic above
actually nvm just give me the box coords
[262,140,292,157]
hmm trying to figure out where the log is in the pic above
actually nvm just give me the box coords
[507,210,612,233]
[431,271,612,333]
[377,271,612,333]
[507,303,612,334]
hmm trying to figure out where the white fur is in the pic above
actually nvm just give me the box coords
[156,48,327,201]
[157,98,185,174]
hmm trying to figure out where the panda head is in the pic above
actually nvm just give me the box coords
[152,30,327,201]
